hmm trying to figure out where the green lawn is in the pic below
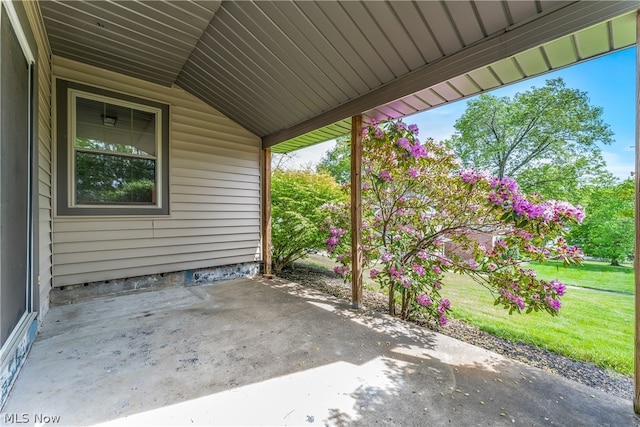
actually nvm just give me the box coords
[527,260,634,295]
[442,272,634,376]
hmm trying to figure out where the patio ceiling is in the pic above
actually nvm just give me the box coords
[39,1,638,153]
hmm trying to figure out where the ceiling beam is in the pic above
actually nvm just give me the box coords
[262,0,638,149]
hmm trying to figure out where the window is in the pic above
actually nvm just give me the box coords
[56,80,169,216]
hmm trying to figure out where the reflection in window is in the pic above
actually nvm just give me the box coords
[73,95,158,205]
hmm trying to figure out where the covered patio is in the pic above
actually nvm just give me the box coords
[3,277,635,426]
[2,0,640,420]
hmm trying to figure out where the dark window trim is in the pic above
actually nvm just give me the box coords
[56,79,169,216]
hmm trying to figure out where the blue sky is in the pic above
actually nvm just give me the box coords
[292,47,636,181]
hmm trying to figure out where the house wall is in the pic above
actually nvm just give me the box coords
[51,57,262,287]
[24,0,53,319]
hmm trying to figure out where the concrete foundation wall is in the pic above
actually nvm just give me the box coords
[50,262,260,306]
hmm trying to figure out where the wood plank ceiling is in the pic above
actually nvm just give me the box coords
[39,1,639,153]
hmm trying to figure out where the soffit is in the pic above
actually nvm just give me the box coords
[39,0,221,86]
[38,1,639,154]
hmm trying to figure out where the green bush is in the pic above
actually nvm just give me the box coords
[271,169,346,271]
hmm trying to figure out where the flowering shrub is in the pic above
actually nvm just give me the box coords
[323,119,584,325]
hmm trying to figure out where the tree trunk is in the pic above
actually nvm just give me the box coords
[388,284,395,316]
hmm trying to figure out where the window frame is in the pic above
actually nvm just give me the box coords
[56,79,170,216]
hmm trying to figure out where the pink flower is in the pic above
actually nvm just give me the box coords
[410,144,427,159]
[370,269,379,279]
[397,138,411,151]
[413,264,425,276]
[432,265,442,274]
[333,265,349,277]
[379,170,392,182]
[416,294,431,306]
[439,315,447,326]
[389,265,403,278]
[380,253,393,263]
[545,297,561,312]
[550,279,566,296]
[407,167,420,178]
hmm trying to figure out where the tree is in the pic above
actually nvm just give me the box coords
[569,180,634,265]
[75,138,155,204]
[317,136,351,184]
[271,169,347,271]
[445,78,613,200]
[324,120,584,325]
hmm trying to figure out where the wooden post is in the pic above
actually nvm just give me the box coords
[262,148,274,278]
[634,10,640,413]
[351,115,363,309]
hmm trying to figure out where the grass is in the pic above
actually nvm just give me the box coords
[527,260,634,295]
[443,272,634,376]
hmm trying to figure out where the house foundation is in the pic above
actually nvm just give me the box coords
[49,262,260,306]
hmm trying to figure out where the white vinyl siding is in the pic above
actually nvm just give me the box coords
[52,57,261,287]
[24,1,53,318]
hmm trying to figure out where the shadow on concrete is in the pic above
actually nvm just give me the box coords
[2,276,637,426]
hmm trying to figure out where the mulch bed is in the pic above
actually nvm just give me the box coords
[276,263,634,401]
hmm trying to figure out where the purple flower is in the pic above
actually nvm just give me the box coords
[407,167,420,178]
[379,170,392,182]
[546,297,561,312]
[400,276,411,288]
[410,144,427,159]
[330,227,346,237]
[439,315,447,326]
[380,253,393,263]
[416,294,431,307]
[408,124,419,135]
[413,264,425,276]
[370,269,379,279]
[333,265,349,277]
[440,299,450,309]
[397,137,411,151]
[432,265,442,274]
[389,265,403,278]
[550,279,566,296]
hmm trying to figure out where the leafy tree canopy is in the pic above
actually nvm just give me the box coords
[445,78,614,200]
[568,179,634,265]
[316,136,351,184]
[271,169,347,271]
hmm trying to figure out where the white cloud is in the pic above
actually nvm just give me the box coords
[601,150,634,181]
[283,139,337,170]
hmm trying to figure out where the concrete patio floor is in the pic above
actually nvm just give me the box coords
[2,276,638,426]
